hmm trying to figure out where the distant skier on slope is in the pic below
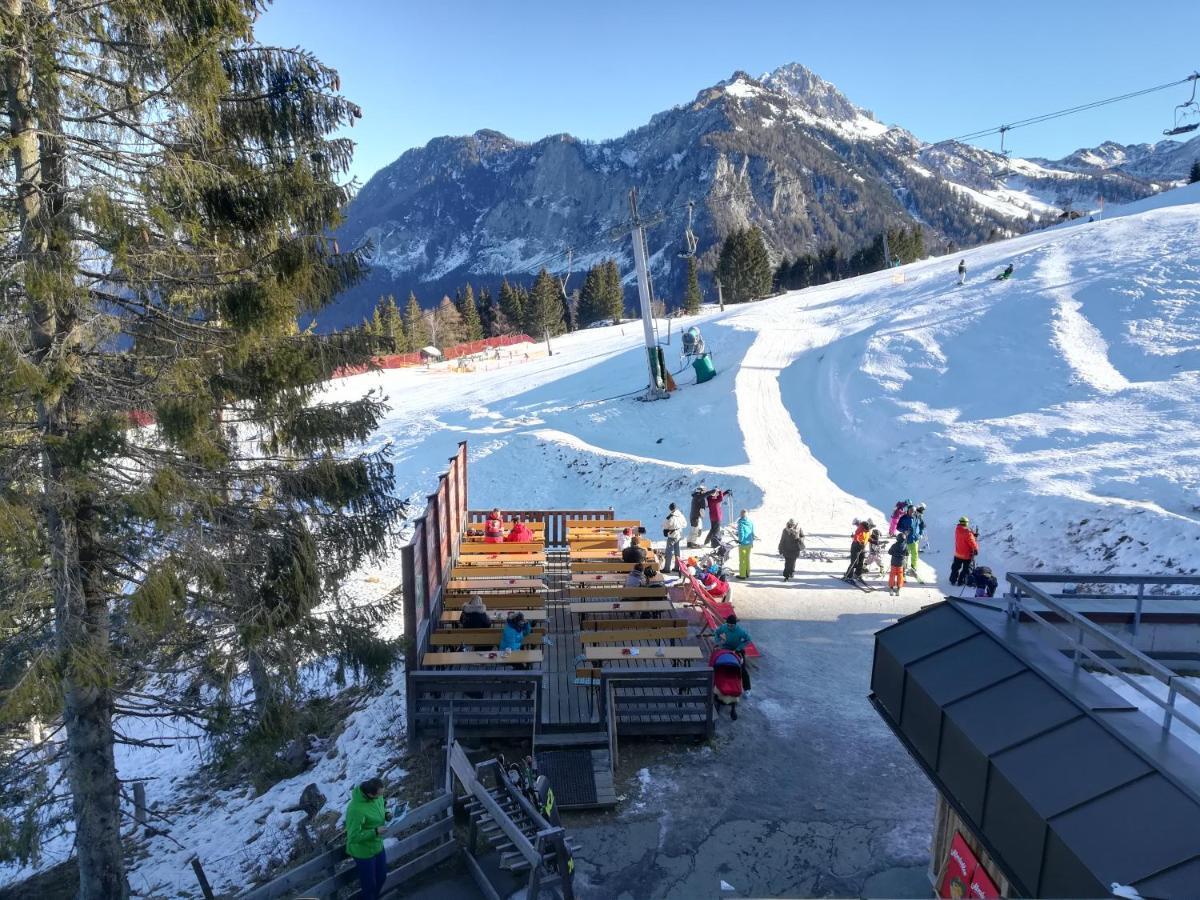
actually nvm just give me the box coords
[957,259,967,285]
[995,263,1014,281]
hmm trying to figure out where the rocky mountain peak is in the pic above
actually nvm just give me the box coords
[760,61,870,123]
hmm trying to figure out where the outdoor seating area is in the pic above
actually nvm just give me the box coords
[406,498,718,744]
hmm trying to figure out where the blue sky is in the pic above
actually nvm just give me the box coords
[257,0,1199,184]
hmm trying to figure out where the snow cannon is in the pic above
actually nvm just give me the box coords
[693,352,716,384]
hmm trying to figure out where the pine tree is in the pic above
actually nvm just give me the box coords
[527,269,566,337]
[459,283,483,342]
[0,7,400,897]
[684,257,703,314]
[435,296,465,348]
[602,259,626,322]
[746,226,773,298]
[405,292,430,349]
[1190,159,1200,184]
[380,294,404,351]
[498,279,525,334]
[476,287,496,336]
[576,265,604,326]
[717,228,771,303]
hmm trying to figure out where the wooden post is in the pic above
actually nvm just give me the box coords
[715,277,725,311]
[190,856,216,900]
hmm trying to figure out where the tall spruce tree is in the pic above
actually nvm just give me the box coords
[458,283,483,342]
[684,257,703,314]
[602,259,625,322]
[498,279,524,333]
[0,7,402,895]
[433,296,465,348]
[380,294,404,350]
[527,269,566,337]
[404,292,430,349]
[717,227,772,303]
[1189,159,1200,184]
[576,264,604,326]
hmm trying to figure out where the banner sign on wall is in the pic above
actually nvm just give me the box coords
[939,832,1000,899]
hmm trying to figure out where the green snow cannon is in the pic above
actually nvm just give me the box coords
[693,352,716,384]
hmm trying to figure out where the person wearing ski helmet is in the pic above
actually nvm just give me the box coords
[950,516,980,586]
[888,500,908,537]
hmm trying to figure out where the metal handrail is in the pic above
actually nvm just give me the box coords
[1007,573,1200,740]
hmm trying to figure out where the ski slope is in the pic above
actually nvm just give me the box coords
[348,182,1200,585]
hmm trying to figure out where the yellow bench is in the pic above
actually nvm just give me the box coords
[579,628,688,645]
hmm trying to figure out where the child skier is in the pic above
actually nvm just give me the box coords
[887,531,909,595]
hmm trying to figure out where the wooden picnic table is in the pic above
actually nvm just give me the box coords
[422,649,543,667]
[455,552,545,565]
[569,600,674,616]
[459,541,543,554]
[438,609,548,625]
[446,578,546,592]
[570,572,627,583]
[584,646,701,663]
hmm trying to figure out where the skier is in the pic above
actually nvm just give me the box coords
[705,487,730,548]
[949,516,980,586]
[777,519,805,581]
[843,519,871,582]
[505,517,534,543]
[865,527,886,577]
[617,527,633,551]
[500,611,532,651]
[483,508,505,543]
[995,263,1014,281]
[345,778,389,900]
[735,509,755,579]
[662,502,688,574]
[887,530,909,595]
[887,500,908,537]
[914,502,928,556]
[621,536,646,565]
[957,259,967,285]
[459,595,491,629]
[688,485,707,548]
[896,504,922,575]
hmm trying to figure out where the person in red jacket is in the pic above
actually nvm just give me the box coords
[483,508,505,543]
[704,488,730,547]
[506,517,534,543]
[949,516,979,586]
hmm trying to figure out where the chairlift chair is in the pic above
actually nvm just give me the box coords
[677,200,698,259]
[1164,75,1200,136]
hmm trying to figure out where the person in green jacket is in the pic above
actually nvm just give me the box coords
[345,778,389,900]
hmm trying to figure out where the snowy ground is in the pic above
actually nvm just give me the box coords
[5,184,1198,898]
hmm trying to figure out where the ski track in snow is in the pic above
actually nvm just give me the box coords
[4,183,1200,898]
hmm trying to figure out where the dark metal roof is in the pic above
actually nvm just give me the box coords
[870,601,1200,899]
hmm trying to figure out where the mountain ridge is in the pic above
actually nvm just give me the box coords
[320,62,1193,330]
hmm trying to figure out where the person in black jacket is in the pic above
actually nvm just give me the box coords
[777,520,805,581]
[687,485,707,548]
[458,595,491,629]
[621,537,646,564]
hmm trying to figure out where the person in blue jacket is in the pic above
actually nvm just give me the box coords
[896,504,923,574]
[500,612,531,651]
[714,614,752,692]
[735,509,755,580]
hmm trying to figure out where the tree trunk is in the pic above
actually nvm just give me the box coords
[5,2,129,895]
[247,645,276,720]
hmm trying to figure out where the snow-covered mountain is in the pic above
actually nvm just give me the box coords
[322,63,1177,329]
[1037,134,1200,181]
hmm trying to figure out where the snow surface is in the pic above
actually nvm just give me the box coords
[5,183,1199,898]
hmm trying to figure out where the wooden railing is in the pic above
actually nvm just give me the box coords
[599,669,715,739]
[238,792,455,900]
[467,508,613,546]
[408,670,542,743]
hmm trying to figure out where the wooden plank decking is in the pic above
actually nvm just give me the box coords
[541,548,600,726]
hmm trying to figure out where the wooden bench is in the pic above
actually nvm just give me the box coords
[585,646,701,663]
[429,629,544,648]
[451,565,544,578]
[582,617,687,631]
[566,519,640,529]
[571,562,636,573]
[568,600,675,617]
[569,539,619,550]
[446,577,545,592]
[567,587,668,600]
[459,542,544,554]
[454,553,545,566]
[579,628,688,645]
[443,593,545,610]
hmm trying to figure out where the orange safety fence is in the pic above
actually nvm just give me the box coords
[334,334,536,378]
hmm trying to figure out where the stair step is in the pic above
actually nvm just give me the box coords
[535,730,609,749]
